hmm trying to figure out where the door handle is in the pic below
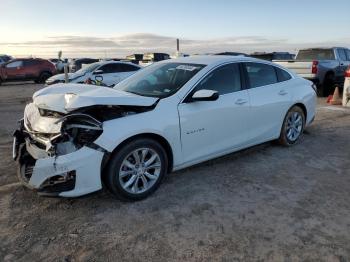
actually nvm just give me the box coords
[235,98,247,105]
[278,90,288,96]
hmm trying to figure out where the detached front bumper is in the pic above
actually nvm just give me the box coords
[13,126,105,197]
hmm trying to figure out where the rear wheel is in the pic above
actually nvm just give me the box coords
[105,138,168,201]
[320,73,335,97]
[278,106,305,146]
[37,72,52,84]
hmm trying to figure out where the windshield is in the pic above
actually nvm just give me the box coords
[115,62,205,98]
[75,62,101,75]
[296,49,335,60]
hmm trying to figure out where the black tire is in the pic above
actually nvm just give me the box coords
[0,78,2,86]
[278,106,305,146]
[37,72,52,84]
[320,73,335,97]
[105,138,168,201]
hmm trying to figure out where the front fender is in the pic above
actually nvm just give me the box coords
[93,108,182,167]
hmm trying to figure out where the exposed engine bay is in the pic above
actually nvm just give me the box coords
[18,102,154,158]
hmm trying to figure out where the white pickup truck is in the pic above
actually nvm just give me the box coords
[275,47,350,96]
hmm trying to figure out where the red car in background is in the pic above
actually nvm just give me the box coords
[0,58,56,85]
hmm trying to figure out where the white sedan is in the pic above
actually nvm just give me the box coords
[45,61,141,86]
[13,56,316,200]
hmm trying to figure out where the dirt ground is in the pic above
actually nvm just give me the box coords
[0,82,350,262]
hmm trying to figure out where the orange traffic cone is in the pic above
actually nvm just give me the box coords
[330,86,342,105]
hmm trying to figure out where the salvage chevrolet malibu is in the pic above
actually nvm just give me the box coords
[13,56,316,200]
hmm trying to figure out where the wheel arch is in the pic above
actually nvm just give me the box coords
[279,102,307,134]
[293,102,307,120]
[323,70,335,83]
[103,132,174,174]
[39,70,53,77]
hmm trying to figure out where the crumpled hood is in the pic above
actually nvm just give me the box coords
[33,83,158,113]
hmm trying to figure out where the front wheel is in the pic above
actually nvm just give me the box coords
[278,106,305,146]
[320,73,335,97]
[105,138,168,201]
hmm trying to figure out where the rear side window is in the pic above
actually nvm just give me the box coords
[196,63,241,95]
[119,64,140,72]
[338,49,347,61]
[275,67,292,82]
[244,63,278,88]
[6,61,23,68]
[99,63,121,73]
[24,60,40,66]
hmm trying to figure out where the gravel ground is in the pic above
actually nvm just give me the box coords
[0,82,350,262]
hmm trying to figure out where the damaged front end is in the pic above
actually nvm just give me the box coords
[13,84,159,197]
[13,103,106,196]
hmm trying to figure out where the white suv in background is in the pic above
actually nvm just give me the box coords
[46,61,141,86]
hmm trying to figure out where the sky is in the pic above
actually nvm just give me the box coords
[1,0,350,58]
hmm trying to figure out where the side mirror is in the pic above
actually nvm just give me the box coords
[93,69,104,75]
[191,89,219,102]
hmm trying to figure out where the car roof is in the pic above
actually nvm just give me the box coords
[300,47,348,50]
[95,60,141,67]
[75,58,99,62]
[9,58,46,62]
[161,55,262,66]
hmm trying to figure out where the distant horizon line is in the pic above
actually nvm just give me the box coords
[1,33,349,59]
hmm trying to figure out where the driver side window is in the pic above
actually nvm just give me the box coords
[196,63,241,95]
[6,61,23,68]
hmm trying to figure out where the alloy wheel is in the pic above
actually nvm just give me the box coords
[286,112,303,142]
[119,148,161,194]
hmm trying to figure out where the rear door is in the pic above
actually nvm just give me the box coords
[23,59,40,79]
[243,62,292,144]
[178,62,251,163]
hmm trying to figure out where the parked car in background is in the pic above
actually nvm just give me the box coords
[14,56,316,199]
[46,60,141,86]
[126,54,143,64]
[215,52,248,56]
[170,52,190,59]
[49,58,68,73]
[0,58,56,85]
[139,53,170,66]
[275,47,350,96]
[0,54,13,65]
[69,58,99,72]
[250,52,294,61]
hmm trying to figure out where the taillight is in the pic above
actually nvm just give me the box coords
[345,67,350,78]
[312,60,318,74]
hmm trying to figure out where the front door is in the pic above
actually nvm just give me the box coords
[4,60,25,80]
[178,63,251,164]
